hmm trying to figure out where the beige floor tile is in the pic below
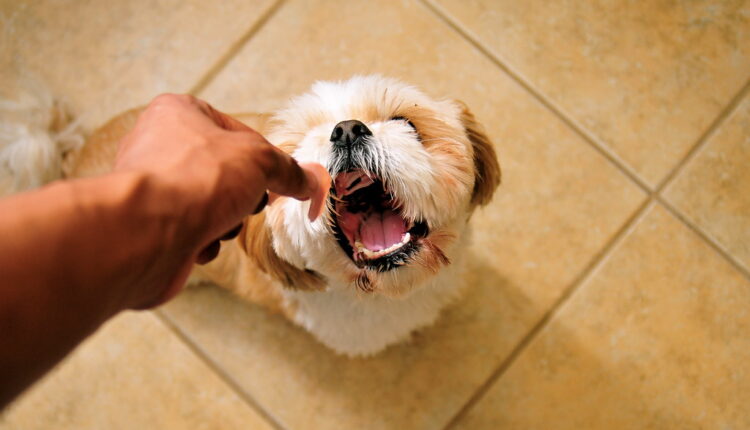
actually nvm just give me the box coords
[454,204,750,430]
[0,0,277,130]
[664,92,750,272]
[200,0,646,308]
[163,280,529,430]
[434,0,750,186]
[0,311,273,430]
[161,1,645,429]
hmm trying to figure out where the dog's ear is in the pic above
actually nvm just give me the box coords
[239,210,325,291]
[457,101,501,206]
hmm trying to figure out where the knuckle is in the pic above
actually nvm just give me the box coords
[151,93,194,107]
[151,93,177,104]
[238,128,263,143]
[251,142,278,177]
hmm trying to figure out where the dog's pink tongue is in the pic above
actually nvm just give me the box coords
[335,170,374,197]
[360,210,407,251]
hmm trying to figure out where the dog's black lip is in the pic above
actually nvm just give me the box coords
[328,182,430,272]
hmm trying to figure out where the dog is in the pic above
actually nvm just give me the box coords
[1,75,500,356]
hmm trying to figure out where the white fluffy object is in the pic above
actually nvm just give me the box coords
[0,85,83,196]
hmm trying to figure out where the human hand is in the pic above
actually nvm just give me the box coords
[113,94,330,308]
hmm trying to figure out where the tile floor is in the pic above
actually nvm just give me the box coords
[1,0,749,429]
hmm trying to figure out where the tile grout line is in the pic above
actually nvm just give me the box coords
[170,2,748,429]
[188,0,286,97]
[153,310,289,430]
[419,0,651,195]
[654,76,750,194]
[169,1,292,426]
[441,197,655,430]
[652,76,750,281]
[418,2,661,427]
[657,196,750,280]
[413,4,664,426]
[421,3,750,424]
[421,0,750,258]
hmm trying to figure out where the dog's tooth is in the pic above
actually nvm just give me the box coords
[355,232,412,261]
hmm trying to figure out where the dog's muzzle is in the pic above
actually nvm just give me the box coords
[330,119,371,149]
[329,119,375,173]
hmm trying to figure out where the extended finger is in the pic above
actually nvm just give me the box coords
[256,144,313,200]
[255,146,330,221]
[300,163,330,221]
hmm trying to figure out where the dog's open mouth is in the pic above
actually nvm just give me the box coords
[330,169,429,272]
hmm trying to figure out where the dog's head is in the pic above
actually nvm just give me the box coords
[242,76,500,297]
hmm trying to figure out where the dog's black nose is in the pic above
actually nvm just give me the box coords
[330,120,372,148]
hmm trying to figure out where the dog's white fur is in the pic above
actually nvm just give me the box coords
[0,75,499,356]
[282,231,469,355]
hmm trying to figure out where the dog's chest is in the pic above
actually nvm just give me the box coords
[281,268,463,356]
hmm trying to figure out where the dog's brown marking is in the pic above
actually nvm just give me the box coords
[240,210,325,291]
[195,221,292,317]
[456,101,501,206]
[276,140,300,154]
[394,105,451,146]
[413,230,454,274]
[350,102,382,124]
[427,141,474,193]
[393,104,487,208]
[354,271,374,292]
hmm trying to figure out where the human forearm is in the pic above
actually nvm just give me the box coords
[0,172,184,407]
[0,93,330,409]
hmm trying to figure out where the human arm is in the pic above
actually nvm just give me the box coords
[0,94,329,408]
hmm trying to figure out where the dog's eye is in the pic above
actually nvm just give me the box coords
[391,116,417,132]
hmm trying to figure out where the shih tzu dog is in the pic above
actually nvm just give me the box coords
[1,75,500,356]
